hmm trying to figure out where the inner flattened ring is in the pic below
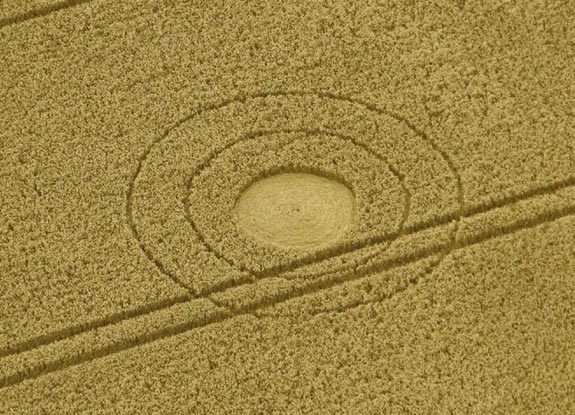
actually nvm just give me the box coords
[184,128,411,278]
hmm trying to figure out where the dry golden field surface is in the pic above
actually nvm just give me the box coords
[1,1,574,413]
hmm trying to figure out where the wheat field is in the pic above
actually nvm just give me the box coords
[1,1,574,413]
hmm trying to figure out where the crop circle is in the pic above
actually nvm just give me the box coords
[128,92,461,293]
[234,172,356,249]
[185,129,407,273]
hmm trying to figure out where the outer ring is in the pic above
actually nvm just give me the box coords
[127,91,463,293]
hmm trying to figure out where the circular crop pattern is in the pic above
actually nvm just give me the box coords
[128,92,462,293]
[234,172,356,249]
[185,130,407,273]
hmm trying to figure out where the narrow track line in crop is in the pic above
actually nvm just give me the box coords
[2,91,573,388]
[0,294,192,359]
[6,170,570,371]
[2,200,575,389]
[0,0,94,29]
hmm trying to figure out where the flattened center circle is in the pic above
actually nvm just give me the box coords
[233,173,356,249]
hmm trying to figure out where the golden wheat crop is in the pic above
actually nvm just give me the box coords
[1,0,574,413]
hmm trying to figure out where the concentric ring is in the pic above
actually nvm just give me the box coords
[184,129,409,274]
[127,92,463,294]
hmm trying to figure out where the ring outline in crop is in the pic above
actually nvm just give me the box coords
[128,92,463,294]
[183,128,411,278]
[127,92,463,294]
